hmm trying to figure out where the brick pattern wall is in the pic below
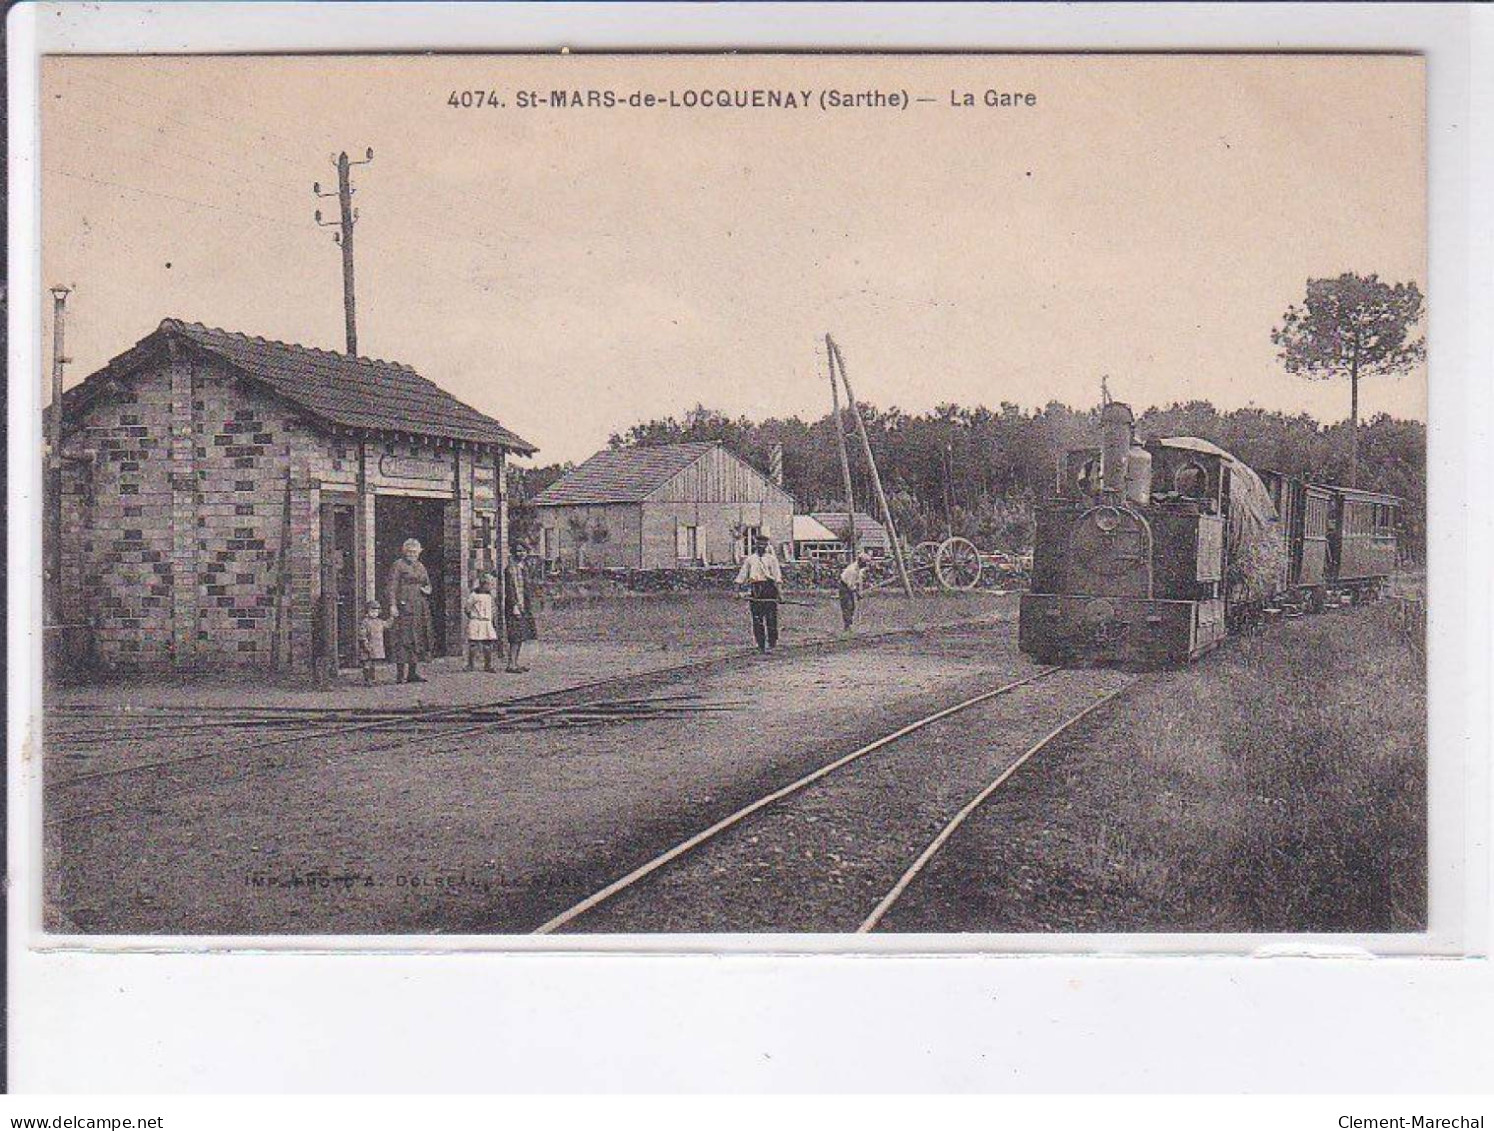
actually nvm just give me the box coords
[59,372,176,666]
[61,352,509,672]
[189,360,307,668]
[61,357,319,670]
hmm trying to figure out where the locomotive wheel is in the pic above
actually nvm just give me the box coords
[934,536,982,591]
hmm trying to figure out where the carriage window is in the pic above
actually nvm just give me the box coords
[1174,462,1207,498]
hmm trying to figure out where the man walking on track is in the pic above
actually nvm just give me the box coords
[735,530,784,653]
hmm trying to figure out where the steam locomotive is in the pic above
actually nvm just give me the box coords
[1018,402,1401,667]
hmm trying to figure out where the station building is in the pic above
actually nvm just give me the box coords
[55,319,536,673]
[533,441,795,570]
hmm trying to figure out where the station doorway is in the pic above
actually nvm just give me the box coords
[375,494,449,655]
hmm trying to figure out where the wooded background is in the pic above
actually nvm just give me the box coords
[511,401,1426,560]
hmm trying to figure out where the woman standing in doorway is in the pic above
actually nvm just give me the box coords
[503,551,537,673]
[386,537,435,683]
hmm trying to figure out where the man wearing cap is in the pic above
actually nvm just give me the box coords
[735,529,784,653]
[838,551,871,632]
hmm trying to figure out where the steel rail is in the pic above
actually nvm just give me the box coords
[42,693,730,825]
[46,614,1011,792]
[857,677,1141,933]
[532,665,1062,934]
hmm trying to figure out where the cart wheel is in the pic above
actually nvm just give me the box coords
[935,537,982,591]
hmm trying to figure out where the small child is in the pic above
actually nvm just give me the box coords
[465,574,499,672]
[358,600,387,684]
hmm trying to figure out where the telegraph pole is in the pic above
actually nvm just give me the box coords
[46,285,71,631]
[49,286,70,467]
[315,148,373,356]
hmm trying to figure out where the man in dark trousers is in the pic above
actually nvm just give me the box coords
[734,530,784,653]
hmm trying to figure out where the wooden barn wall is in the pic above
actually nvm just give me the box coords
[640,499,795,569]
[648,446,795,510]
[537,504,644,569]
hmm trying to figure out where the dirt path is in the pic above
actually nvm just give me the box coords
[47,617,1041,934]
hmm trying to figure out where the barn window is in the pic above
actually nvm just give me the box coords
[676,522,698,562]
[739,525,761,559]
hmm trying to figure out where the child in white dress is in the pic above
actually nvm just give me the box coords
[465,575,499,672]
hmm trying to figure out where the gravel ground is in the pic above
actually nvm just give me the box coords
[46,605,1041,934]
[564,668,1136,934]
[45,589,1016,714]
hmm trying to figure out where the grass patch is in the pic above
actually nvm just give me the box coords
[896,603,1427,932]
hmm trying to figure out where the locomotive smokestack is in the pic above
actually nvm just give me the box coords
[1100,401,1134,496]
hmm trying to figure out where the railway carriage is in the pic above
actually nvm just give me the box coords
[1329,487,1401,600]
[1019,401,1400,668]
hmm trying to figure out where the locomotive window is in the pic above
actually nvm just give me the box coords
[1174,462,1207,498]
[1077,457,1101,495]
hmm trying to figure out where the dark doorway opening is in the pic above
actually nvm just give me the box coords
[375,495,448,655]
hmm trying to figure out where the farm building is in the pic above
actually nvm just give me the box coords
[54,319,536,673]
[790,515,843,562]
[804,511,892,559]
[533,442,795,570]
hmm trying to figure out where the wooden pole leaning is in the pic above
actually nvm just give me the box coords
[825,333,858,561]
[826,335,915,598]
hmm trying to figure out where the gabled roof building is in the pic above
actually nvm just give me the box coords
[55,319,534,673]
[533,442,795,570]
[808,511,892,556]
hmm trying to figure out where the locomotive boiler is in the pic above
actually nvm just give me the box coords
[1019,402,1288,667]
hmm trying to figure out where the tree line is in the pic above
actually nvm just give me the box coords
[510,273,1426,559]
[510,399,1426,558]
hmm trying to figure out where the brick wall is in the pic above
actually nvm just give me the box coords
[189,359,310,669]
[61,357,319,671]
[61,351,510,673]
[60,369,176,666]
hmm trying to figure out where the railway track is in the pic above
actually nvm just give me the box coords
[532,667,1140,934]
[42,613,1015,828]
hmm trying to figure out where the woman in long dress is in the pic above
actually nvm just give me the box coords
[386,537,435,683]
[503,555,537,674]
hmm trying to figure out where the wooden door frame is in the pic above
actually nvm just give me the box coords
[319,490,362,677]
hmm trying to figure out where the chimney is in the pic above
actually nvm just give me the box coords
[769,443,784,487]
[1100,401,1134,496]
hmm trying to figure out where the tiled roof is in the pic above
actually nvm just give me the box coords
[67,319,536,453]
[809,511,890,549]
[534,443,718,506]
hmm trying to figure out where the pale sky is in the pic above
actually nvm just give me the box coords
[42,54,1426,464]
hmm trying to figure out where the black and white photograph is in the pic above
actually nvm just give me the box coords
[34,51,1430,939]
